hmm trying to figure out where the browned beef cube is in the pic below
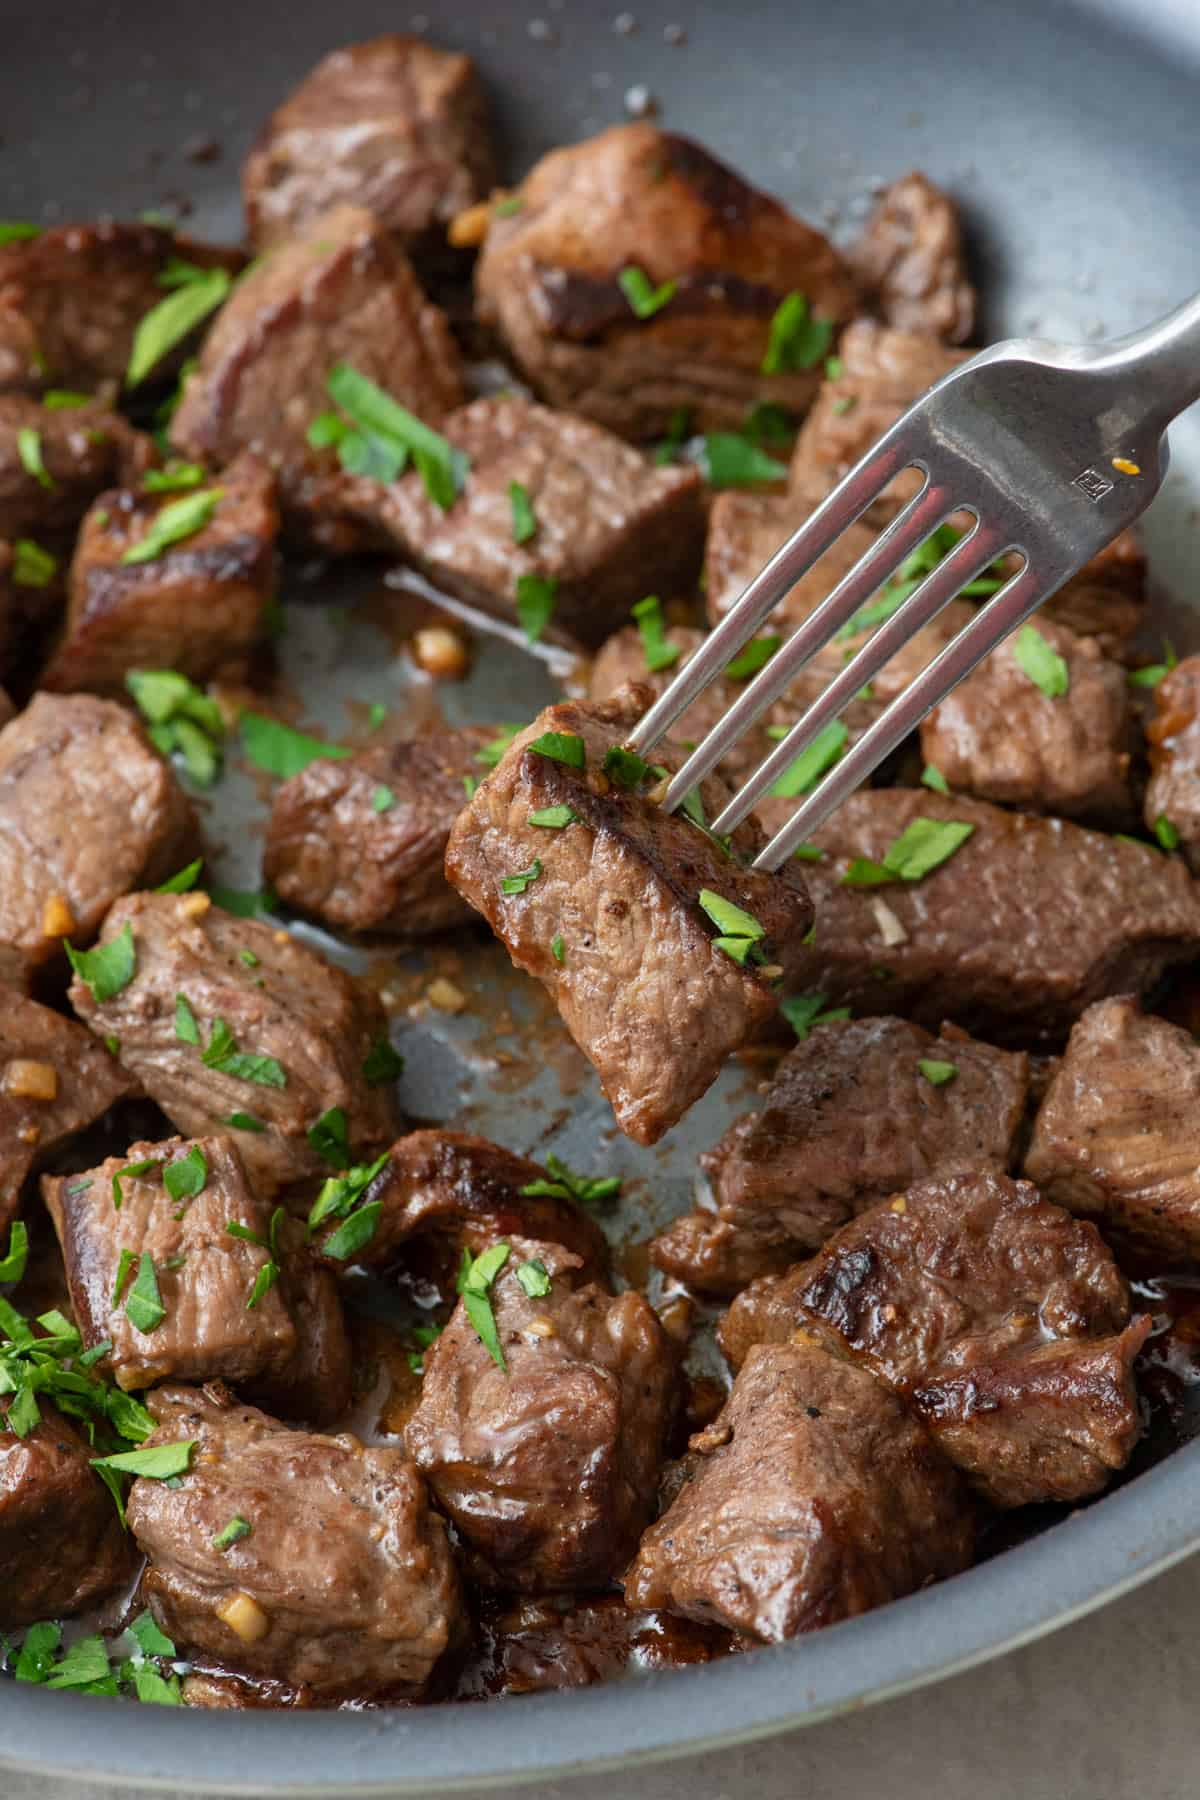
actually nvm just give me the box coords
[781,789,1200,1044]
[1042,528,1146,660]
[68,892,399,1194]
[1145,655,1200,869]
[475,123,859,441]
[445,691,813,1144]
[241,1222,352,1429]
[623,1341,973,1642]
[652,1017,1028,1295]
[789,319,967,520]
[313,1129,609,1293]
[171,205,464,553]
[719,1170,1145,1507]
[704,489,882,630]
[0,694,197,991]
[128,1384,464,1696]
[39,453,279,695]
[263,724,491,937]
[0,533,66,682]
[458,1592,727,1697]
[920,619,1134,825]
[406,1239,676,1590]
[43,1134,301,1391]
[347,395,705,647]
[1026,995,1200,1262]
[0,221,243,396]
[0,1402,130,1628]
[0,986,136,1235]
[242,35,496,270]
[0,395,153,541]
[848,171,976,343]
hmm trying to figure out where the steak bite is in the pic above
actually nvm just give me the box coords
[651,1017,1029,1295]
[848,171,976,344]
[475,122,859,441]
[312,1129,609,1293]
[39,454,280,695]
[0,694,197,991]
[0,534,66,682]
[1144,655,1200,869]
[0,1402,130,1628]
[0,394,153,541]
[704,489,883,630]
[919,619,1135,825]
[0,220,242,396]
[445,690,813,1144]
[42,1134,299,1392]
[242,1223,352,1428]
[406,1239,677,1591]
[780,789,1200,1044]
[171,204,464,552]
[243,34,496,270]
[623,1341,973,1642]
[1026,995,1200,1263]
[346,395,705,647]
[719,1170,1146,1507]
[263,724,491,938]
[68,892,399,1194]
[127,1383,463,1696]
[0,986,136,1235]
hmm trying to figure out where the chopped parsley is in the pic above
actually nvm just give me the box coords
[653,404,691,465]
[743,402,797,448]
[406,1321,443,1375]
[528,804,578,828]
[838,523,1007,641]
[16,426,54,490]
[921,764,950,795]
[701,433,788,488]
[515,572,558,643]
[475,724,522,768]
[126,264,231,387]
[1155,814,1181,851]
[91,1439,194,1481]
[458,1241,511,1371]
[226,1111,266,1132]
[142,461,207,493]
[125,1254,166,1334]
[632,594,680,673]
[697,889,767,966]
[766,719,848,798]
[918,1058,957,1086]
[307,1106,350,1170]
[493,193,524,217]
[780,993,852,1040]
[0,1221,28,1286]
[322,1204,382,1264]
[11,538,57,588]
[824,354,844,381]
[0,221,40,243]
[240,710,350,779]
[163,1145,207,1205]
[246,1261,279,1310]
[111,1248,138,1308]
[520,1153,621,1208]
[617,264,678,319]
[724,636,780,680]
[761,292,833,374]
[66,923,136,1003]
[313,362,470,510]
[1013,624,1069,698]
[308,1153,389,1264]
[126,668,225,787]
[212,1514,253,1551]
[7,1609,182,1704]
[362,1035,405,1086]
[156,859,204,894]
[207,885,277,919]
[120,489,222,565]
[551,933,566,964]
[528,730,585,769]
[238,948,260,967]
[110,1158,156,1209]
[200,1018,286,1088]
[501,859,542,895]
[841,817,975,887]
[371,784,396,813]
[174,993,199,1045]
[1127,640,1177,689]
[602,745,652,789]
[509,480,537,544]
[516,1258,551,1299]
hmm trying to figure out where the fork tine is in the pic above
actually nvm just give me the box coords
[656,478,951,804]
[627,429,919,757]
[751,557,1050,870]
[709,519,1009,834]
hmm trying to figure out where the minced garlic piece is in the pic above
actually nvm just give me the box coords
[412,626,468,679]
[4,1059,58,1101]
[427,977,467,1013]
[216,1592,270,1643]
[447,200,491,248]
[889,1196,908,1214]
[870,896,908,947]
[41,894,75,939]
[176,891,211,920]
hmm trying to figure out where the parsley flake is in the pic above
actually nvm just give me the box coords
[125,1253,165,1334]
[632,594,680,673]
[1013,624,1070,699]
[515,573,558,643]
[780,993,852,1040]
[127,266,231,387]
[918,1058,958,1086]
[509,480,537,544]
[528,804,578,828]
[528,730,585,769]
[501,859,542,895]
[841,817,975,887]
[11,538,57,588]
[17,426,54,490]
[240,711,350,779]
[121,490,221,565]
[761,292,834,374]
[212,1514,252,1551]
[458,1241,511,1371]
[618,264,678,319]
[66,923,136,1003]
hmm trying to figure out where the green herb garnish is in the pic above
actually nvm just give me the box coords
[501,859,542,894]
[724,636,780,681]
[761,292,833,374]
[528,730,585,769]
[918,1058,957,1086]
[212,1515,252,1551]
[618,265,678,319]
[163,1145,207,1205]
[11,538,57,588]
[66,923,136,1004]
[240,711,350,779]
[841,817,975,887]
[1127,640,1177,689]
[157,860,203,894]
[0,1221,29,1285]
[632,594,680,673]
[199,1018,286,1089]
[1155,814,1181,851]
[921,764,950,795]
[701,434,789,488]
[521,1153,621,1208]
[551,933,566,964]
[528,805,578,828]
[126,668,225,787]
[226,1111,266,1132]
[602,745,652,789]
[120,489,221,564]
[362,1035,404,1086]
[371,784,396,813]
[515,573,558,643]
[458,1242,511,1371]
[307,1107,350,1170]
[516,1258,551,1298]
[767,719,848,798]
[17,426,54,491]
[509,480,537,544]
[142,461,207,493]
[127,266,231,387]
[653,405,691,466]
[1013,624,1069,699]
[780,993,852,1040]
[314,362,470,510]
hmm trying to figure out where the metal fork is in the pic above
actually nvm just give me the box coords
[629,294,1200,870]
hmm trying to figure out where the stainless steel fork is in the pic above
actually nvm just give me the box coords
[629,294,1200,869]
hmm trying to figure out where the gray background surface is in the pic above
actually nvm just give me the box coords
[5,1548,1195,1799]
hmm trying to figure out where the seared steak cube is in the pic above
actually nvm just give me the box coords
[445,690,813,1144]
[475,122,858,441]
[242,1220,352,1428]
[347,395,704,647]
[313,1129,608,1293]
[0,394,152,541]
[848,171,976,343]
[1145,655,1200,869]
[704,489,882,630]
[652,1017,1028,1295]
[719,1170,1146,1507]
[1026,995,1200,1263]
[781,789,1200,1043]
[919,619,1134,825]
[623,1341,973,1642]
[128,1384,463,1696]
[43,1134,299,1392]
[406,1239,676,1591]
[0,220,242,396]
[0,986,135,1235]
[0,1402,130,1628]
[263,724,492,938]
[171,204,463,552]
[39,454,279,695]
[68,892,398,1193]
[243,34,496,270]
[0,694,197,991]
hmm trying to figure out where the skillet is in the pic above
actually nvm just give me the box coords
[2,0,1200,1789]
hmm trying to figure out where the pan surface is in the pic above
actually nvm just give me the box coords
[2,0,1200,1789]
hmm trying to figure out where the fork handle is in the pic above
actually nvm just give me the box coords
[1097,288,1200,427]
